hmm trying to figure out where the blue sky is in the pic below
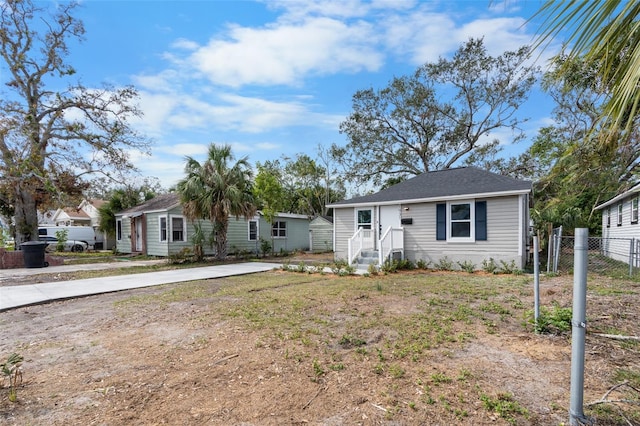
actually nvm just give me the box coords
[66,0,558,189]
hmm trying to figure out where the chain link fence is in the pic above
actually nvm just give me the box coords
[547,226,640,278]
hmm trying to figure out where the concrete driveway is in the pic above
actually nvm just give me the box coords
[0,261,281,311]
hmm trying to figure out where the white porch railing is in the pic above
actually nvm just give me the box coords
[347,227,374,265]
[347,226,404,265]
[379,227,404,265]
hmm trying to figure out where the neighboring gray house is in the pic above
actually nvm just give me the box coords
[595,183,640,265]
[309,215,333,253]
[327,167,532,269]
[115,193,310,257]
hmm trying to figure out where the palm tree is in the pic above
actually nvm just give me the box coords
[533,1,640,134]
[176,144,257,260]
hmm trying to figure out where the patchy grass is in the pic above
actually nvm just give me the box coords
[3,265,639,425]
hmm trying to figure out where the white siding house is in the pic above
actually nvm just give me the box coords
[328,167,532,269]
[46,199,112,249]
[595,183,640,265]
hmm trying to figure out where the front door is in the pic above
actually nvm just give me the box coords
[379,205,402,238]
[356,208,374,249]
[135,218,143,252]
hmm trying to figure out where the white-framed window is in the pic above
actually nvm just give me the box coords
[632,198,639,224]
[356,209,372,229]
[448,200,475,242]
[170,215,186,242]
[248,220,258,241]
[272,221,287,238]
[618,203,623,226]
[116,219,122,241]
[159,217,167,242]
[606,208,611,228]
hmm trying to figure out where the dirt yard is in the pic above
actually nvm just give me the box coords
[0,262,638,425]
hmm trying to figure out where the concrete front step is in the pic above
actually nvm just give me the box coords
[355,250,379,270]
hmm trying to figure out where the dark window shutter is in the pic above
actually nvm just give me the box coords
[436,203,446,240]
[476,201,487,241]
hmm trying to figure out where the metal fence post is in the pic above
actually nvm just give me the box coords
[547,233,552,274]
[533,236,540,331]
[630,239,634,278]
[569,228,588,426]
[554,226,563,273]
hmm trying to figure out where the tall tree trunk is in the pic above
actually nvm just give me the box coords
[13,185,39,246]
[214,219,228,260]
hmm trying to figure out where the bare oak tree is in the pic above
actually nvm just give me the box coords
[332,38,538,188]
[0,0,149,245]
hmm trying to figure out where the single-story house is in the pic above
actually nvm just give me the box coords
[594,183,640,265]
[327,167,532,269]
[309,215,333,253]
[114,193,310,257]
[42,199,112,249]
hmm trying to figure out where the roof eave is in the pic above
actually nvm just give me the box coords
[117,203,182,216]
[595,183,640,210]
[327,189,531,209]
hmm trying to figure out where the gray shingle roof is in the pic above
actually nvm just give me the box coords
[329,167,531,206]
[118,193,180,215]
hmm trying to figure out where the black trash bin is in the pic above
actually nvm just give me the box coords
[20,241,48,268]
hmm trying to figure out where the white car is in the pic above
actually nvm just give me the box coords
[39,236,89,252]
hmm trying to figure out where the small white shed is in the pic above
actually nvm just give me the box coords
[309,216,333,253]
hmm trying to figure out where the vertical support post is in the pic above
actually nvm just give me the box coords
[533,236,540,331]
[629,239,634,278]
[554,226,563,273]
[547,232,553,274]
[569,228,588,426]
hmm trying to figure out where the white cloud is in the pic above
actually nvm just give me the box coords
[124,0,554,188]
[264,0,370,20]
[170,38,199,51]
[457,17,532,54]
[155,143,209,157]
[381,11,460,64]
[133,92,179,137]
[231,141,281,154]
[186,17,383,87]
[133,86,343,136]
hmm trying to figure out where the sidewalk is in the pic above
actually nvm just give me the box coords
[0,259,168,281]
[0,262,281,311]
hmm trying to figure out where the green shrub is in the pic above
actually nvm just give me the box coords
[54,228,68,252]
[381,258,398,273]
[435,256,454,271]
[457,260,476,273]
[482,258,498,274]
[526,303,572,334]
[367,263,379,275]
[332,259,348,274]
[168,247,194,264]
[416,259,431,270]
[1,353,23,402]
[259,238,271,257]
[499,260,518,274]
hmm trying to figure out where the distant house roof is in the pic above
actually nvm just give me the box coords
[118,193,180,216]
[594,182,640,210]
[60,207,90,220]
[327,167,532,208]
[117,194,310,220]
[79,199,106,209]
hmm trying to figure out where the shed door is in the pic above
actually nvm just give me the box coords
[379,205,401,238]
